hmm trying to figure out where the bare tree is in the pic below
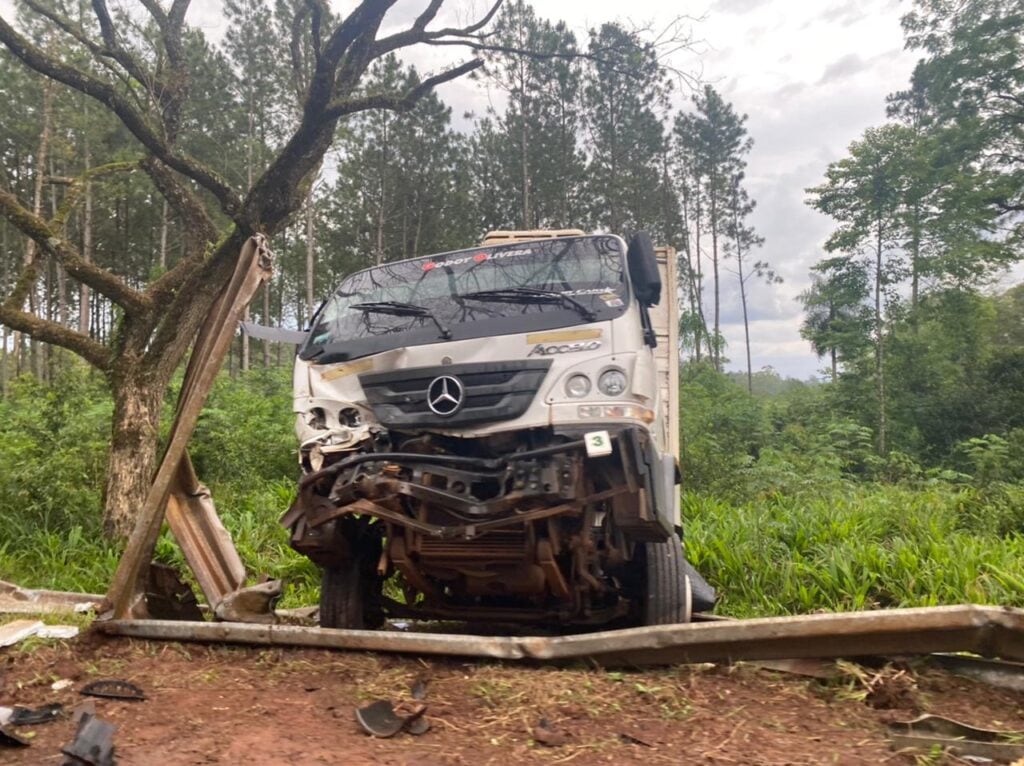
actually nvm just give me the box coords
[0,0,496,537]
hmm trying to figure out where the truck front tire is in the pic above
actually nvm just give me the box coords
[319,547,384,630]
[319,560,366,629]
[643,535,693,625]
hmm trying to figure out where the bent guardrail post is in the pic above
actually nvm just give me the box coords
[104,235,273,620]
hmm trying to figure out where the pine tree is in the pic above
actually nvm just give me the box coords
[583,23,672,237]
[725,176,775,393]
[680,86,751,371]
[476,2,587,230]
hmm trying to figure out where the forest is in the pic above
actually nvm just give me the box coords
[0,0,1021,617]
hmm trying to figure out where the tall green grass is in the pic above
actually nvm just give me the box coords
[685,484,1024,617]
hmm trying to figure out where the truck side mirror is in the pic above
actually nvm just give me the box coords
[627,232,661,307]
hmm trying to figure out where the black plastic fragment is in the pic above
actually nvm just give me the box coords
[60,712,116,766]
[354,700,427,738]
[406,716,430,735]
[80,679,145,701]
[10,702,63,725]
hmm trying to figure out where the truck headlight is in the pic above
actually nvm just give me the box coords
[598,368,627,396]
[565,374,591,398]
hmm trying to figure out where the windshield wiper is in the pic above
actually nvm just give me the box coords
[351,301,452,339]
[460,288,597,322]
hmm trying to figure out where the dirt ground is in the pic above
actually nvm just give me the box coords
[2,629,1023,765]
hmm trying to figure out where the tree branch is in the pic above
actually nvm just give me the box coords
[289,3,312,101]
[322,1,395,65]
[139,158,217,244]
[0,304,111,369]
[371,0,501,58]
[51,160,140,228]
[90,0,161,91]
[0,186,151,316]
[325,58,482,118]
[142,158,220,300]
[304,0,328,61]
[0,15,243,216]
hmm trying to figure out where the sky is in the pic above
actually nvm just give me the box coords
[0,0,921,378]
[681,0,917,380]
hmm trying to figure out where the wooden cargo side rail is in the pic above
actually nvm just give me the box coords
[97,604,1024,667]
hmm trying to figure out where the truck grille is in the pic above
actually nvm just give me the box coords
[360,360,551,429]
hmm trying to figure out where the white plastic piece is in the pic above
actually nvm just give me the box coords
[584,430,613,457]
[37,625,79,639]
[51,678,74,691]
[0,619,43,647]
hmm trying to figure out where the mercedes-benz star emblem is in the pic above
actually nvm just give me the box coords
[426,375,464,416]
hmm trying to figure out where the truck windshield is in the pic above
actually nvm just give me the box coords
[301,235,627,363]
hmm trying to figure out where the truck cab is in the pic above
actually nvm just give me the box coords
[282,229,713,628]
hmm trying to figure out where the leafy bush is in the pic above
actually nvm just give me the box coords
[189,367,298,484]
[0,367,111,533]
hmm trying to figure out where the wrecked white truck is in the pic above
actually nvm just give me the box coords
[282,229,714,629]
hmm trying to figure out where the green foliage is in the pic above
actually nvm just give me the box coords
[685,484,1024,617]
[189,367,297,485]
[584,22,672,237]
[0,365,116,592]
[0,366,111,531]
[679,365,1024,617]
[0,368,315,605]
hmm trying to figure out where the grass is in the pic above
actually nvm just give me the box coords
[685,483,1024,617]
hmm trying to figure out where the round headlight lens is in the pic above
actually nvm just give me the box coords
[565,374,592,398]
[598,368,628,396]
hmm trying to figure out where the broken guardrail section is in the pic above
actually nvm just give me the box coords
[97,604,1024,667]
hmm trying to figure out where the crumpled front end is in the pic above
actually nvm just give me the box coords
[282,426,673,623]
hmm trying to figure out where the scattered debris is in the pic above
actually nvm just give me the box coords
[531,718,570,748]
[52,679,75,691]
[888,714,1024,762]
[37,625,80,639]
[406,716,430,735]
[749,658,840,680]
[930,653,1024,693]
[836,661,918,710]
[0,619,79,646]
[60,711,116,766]
[10,703,63,725]
[144,563,204,622]
[354,700,428,738]
[619,732,654,747]
[0,619,44,647]
[0,580,101,616]
[213,580,282,624]
[274,606,319,625]
[80,679,146,701]
[0,725,30,748]
[71,700,96,725]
